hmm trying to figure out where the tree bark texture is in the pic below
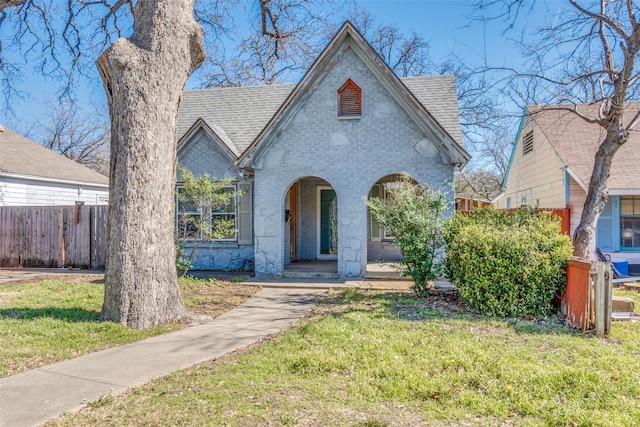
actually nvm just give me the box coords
[573,119,626,260]
[569,0,640,261]
[97,0,205,328]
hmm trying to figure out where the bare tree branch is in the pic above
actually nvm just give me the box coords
[478,0,640,259]
[33,99,110,174]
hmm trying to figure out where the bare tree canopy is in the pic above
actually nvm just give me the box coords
[456,121,514,200]
[0,0,325,328]
[455,167,503,201]
[347,7,433,78]
[199,4,509,178]
[33,100,110,175]
[201,0,341,87]
[479,0,640,259]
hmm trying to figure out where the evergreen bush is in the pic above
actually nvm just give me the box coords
[443,206,573,317]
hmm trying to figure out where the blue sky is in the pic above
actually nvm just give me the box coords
[0,0,563,132]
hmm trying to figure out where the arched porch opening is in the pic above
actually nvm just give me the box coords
[365,173,420,277]
[283,176,338,277]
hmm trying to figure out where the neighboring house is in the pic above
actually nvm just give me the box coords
[496,103,640,263]
[176,22,470,278]
[0,125,109,206]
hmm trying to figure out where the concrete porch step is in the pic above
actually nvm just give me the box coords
[365,262,406,280]
[364,271,406,280]
[281,271,340,279]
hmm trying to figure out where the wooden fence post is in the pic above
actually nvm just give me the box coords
[593,261,612,337]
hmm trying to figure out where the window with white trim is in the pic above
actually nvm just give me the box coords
[211,187,237,240]
[176,185,237,241]
[620,196,640,249]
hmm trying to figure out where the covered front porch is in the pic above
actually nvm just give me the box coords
[280,175,408,279]
[282,259,404,280]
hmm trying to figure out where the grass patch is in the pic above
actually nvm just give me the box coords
[0,276,258,377]
[47,289,640,426]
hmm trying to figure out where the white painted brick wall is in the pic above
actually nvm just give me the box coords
[178,129,254,271]
[253,47,454,278]
[178,129,239,181]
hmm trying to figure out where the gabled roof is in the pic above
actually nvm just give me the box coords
[526,104,640,192]
[178,118,241,160]
[178,84,295,154]
[0,126,108,186]
[177,22,467,167]
[237,21,468,168]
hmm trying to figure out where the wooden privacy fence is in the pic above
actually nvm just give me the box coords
[546,208,571,235]
[0,204,108,269]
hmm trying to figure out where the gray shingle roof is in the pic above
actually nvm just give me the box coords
[402,75,462,144]
[178,75,462,156]
[529,104,640,191]
[0,126,108,185]
[178,84,295,154]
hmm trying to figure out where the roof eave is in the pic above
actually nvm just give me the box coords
[565,167,588,192]
[178,118,240,161]
[607,189,640,195]
[502,109,528,190]
[491,192,505,204]
[0,171,109,188]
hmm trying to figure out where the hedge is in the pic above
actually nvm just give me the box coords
[443,207,573,317]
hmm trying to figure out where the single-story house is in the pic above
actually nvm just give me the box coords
[0,125,109,206]
[495,103,640,269]
[176,22,470,278]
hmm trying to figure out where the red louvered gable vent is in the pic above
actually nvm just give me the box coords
[338,79,362,117]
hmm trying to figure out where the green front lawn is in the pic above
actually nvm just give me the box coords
[0,276,258,377]
[47,288,640,427]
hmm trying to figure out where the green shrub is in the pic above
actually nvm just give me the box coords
[366,174,449,296]
[443,206,573,317]
[175,241,192,275]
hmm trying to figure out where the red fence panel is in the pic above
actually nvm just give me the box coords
[563,259,591,330]
[547,208,571,235]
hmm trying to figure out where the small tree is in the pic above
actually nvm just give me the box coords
[366,174,450,296]
[176,165,237,276]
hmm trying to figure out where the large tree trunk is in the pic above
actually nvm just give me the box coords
[572,120,626,260]
[97,0,205,328]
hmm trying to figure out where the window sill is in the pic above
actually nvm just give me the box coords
[338,115,361,120]
[182,240,239,249]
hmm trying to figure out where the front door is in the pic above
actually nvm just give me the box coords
[318,187,337,259]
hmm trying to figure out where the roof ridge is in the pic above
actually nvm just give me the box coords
[183,75,452,94]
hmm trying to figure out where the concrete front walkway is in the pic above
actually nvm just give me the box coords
[0,288,324,427]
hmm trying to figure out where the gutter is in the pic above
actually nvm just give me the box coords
[0,172,109,189]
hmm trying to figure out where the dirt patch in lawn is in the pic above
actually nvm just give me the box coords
[387,290,476,321]
[182,282,260,319]
[0,273,260,321]
[319,288,476,320]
